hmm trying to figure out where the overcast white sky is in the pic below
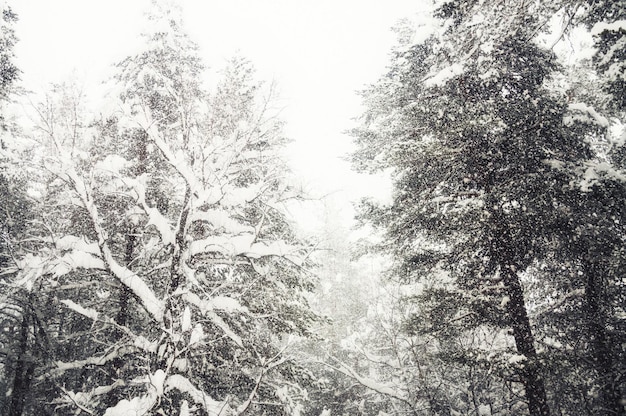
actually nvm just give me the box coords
[11,0,432,227]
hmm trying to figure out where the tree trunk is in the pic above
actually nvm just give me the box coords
[585,266,625,416]
[116,228,136,326]
[501,266,550,416]
[490,207,550,416]
[6,311,34,416]
[105,226,137,409]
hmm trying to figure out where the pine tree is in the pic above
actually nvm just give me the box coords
[350,1,605,414]
[529,2,626,413]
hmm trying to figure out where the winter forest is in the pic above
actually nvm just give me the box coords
[0,0,625,415]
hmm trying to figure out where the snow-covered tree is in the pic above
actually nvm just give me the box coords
[583,0,626,112]
[7,4,320,415]
[0,5,41,416]
[536,3,626,414]
[350,0,625,414]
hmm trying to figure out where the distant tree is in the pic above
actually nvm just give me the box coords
[0,5,19,113]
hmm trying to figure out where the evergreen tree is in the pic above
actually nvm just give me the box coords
[349,1,620,414]
[583,0,626,111]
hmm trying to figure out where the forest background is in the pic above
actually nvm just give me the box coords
[0,0,624,415]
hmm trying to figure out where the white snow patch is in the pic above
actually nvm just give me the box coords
[134,335,158,353]
[580,162,626,191]
[591,20,626,35]
[145,207,175,245]
[467,12,485,27]
[94,154,131,174]
[425,63,464,87]
[184,292,245,347]
[508,354,527,364]
[189,323,205,345]
[609,122,626,147]
[480,41,494,55]
[181,306,192,332]
[478,404,492,416]
[185,292,248,314]
[60,299,99,321]
[53,251,106,276]
[221,183,264,207]
[192,208,254,234]
[165,374,228,414]
[179,400,190,416]
[206,310,243,347]
[248,240,302,263]
[104,369,165,415]
[189,233,255,257]
[104,393,157,416]
[211,296,248,313]
[150,369,166,397]
[56,235,100,255]
[565,102,609,128]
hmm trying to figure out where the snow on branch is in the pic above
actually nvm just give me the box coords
[56,235,100,254]
[565,102,609,128]
[189,235,305,266]
[191,208,255,234]
[591,19,626,35]
[184,292,249,314]
[60,299,99,321]
[103,391,157,416]
[59,386,96,415]
[145,206,176,245]
[56,380,126,415]
[323,357,411,404]
[424,63,464,87]
[235,368,264,415]
[10,253,52,291]
[94,154,133,174]
[220,182,266,207]
[189,234,254,258]
[49,345,140,377]
[52,251,106,277]
[204,312,243,348]
[101,244,164,321]
[184,291,245,347]
[123,175,176,245]
[142,123,212,201]
[103,370,165,416]
[165,374,230,414]
[63,166,164,322]
[580,161,626,191]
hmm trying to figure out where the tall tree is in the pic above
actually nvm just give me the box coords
[544,2,626,413]
[0,5,40,416]
[349,1,614,414]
